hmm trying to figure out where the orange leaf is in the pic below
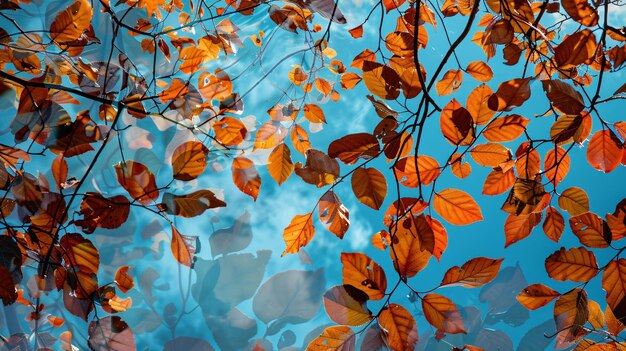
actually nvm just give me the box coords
[282,213,315,255]
[341,252,387,300]
[553,289,589,347]
[390,217,432,277]
[318,190,350,238]
[51,153,68,191]
[305,325,356,350]
[517,283,560,310]
[487,77,531,111]
[603,259,626,327]
[483,115,529,142]
[482,168,516,195]
[49,0,93,44]
[503,212,541,247]
[465,61,493,82]
[440,99,475,145]
[268,144,294,185]
[393,155,441,188]
[362,61,401,100]
[48,316,65,328]
[433,188,483,225]
[543,206,565,242]
[544,146,570,186]
[383,0,407,12]
[378,304,418,351]
[553,29,597,70]
[470,142,511,167]
[562,0,598,26]
[515,142,541,179]
[171,226,197,267]
[232,157,261,200]
[212,117,247,146]
[427,216,448,261]
[303,104,326,123]
[587,129,623,173]
[114,161,159,205]
[323,285,372,326]
[440,257,503,288]
[558,187,590,216]
[158,78,189,103]
[340,72,362,89]
[348,25,364,38]
[171,141,209,181]
[422,293,466,334]
[114,266,134,294]
[351,167,387,210]
[436,69,463,96]
[570,212,611,248]
[545,247,598,282]
[466,84,495,125]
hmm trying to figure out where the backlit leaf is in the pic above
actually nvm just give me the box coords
[433,188,483,225]
[114,161,159,205]
[232,156,261,200]
[351,168,387,210]
[545,247,598,282]
[378,304,418,351]
[487,78,531,112]
[282,213,315,256]
[587,130,622,173]
[268,144,294,185]
[440,257,503,288]
[323,285,373,326]
[318,190,350,239]
[328,133,380,165]
[603,259,626,325]
[558,187,590,216]
[465,61,493,82]
[341,252,387,300]
[421,293,466,334]
[172,141,209,181]
[171,226,197,267]
[436,69,463,96]
[305,326,356,350]
[517,284,560,310]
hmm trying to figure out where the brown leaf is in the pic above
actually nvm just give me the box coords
[351,167,387,210]
[328,133,380,165]
[294,149,340,187]
[161,190,226,218]
[542,80,585,115]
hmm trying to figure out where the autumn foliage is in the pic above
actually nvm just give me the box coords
[0,0,625,349]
